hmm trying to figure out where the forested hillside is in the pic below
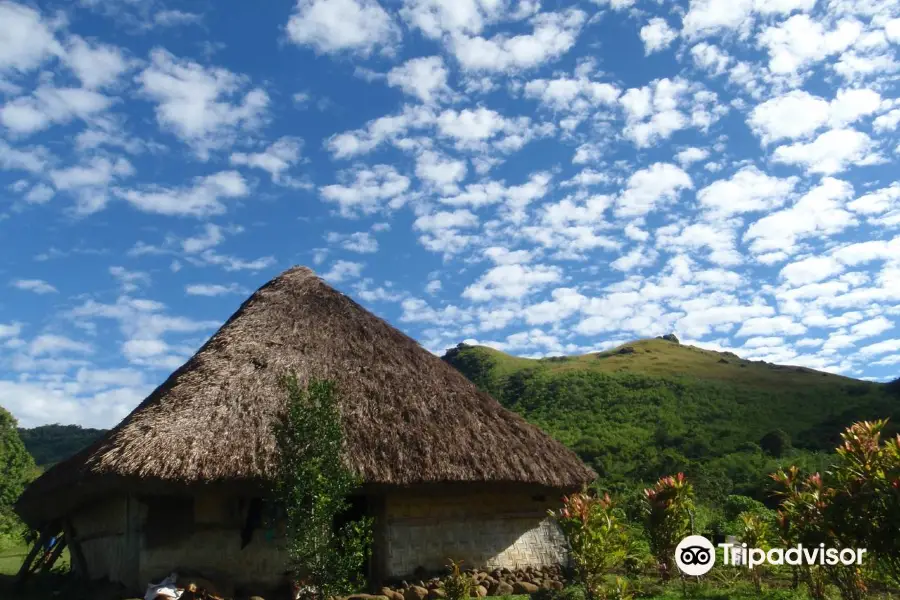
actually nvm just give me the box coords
[443,337,900,503]
[17,424,106,467]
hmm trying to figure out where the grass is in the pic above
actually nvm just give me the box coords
[0,540,29,577]
[459,338,869,391]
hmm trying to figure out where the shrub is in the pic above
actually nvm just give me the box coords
[641,473,694,581]
[550,490,632,600]
[444,559,472,600]
[274,377,373,600]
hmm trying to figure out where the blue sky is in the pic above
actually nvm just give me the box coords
[1,0,899,429]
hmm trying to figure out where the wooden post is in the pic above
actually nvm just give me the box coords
[38,535,68,573]
[15,526,52,585]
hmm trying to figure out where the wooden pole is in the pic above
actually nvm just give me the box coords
[15,526,51,585]
[39,534,68,573]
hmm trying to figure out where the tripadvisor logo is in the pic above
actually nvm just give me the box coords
[675,536,867,576]
[675,535,716,576]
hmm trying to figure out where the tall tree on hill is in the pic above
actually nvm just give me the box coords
[0,406,36,538]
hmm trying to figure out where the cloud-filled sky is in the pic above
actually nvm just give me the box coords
[1,0,899,428]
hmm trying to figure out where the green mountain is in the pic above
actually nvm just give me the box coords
[443,337,900,502]
[17,424,106,467]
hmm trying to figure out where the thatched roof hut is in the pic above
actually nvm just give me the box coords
[16,266,594,595]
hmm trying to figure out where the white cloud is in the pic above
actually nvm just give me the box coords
[523,76,620,112]
[759,15,862,74]
[748,89,882,144]
[859,338,900,357]
[0,1,62,73]
[116,171,249,217]
[451,8,586,72]
[320,164,410,217]
[620,78,716,147]
[676,147,710,166]
[873,109,900,132]
[230,137,304,186]
[50,156,134,191]
[415,150,467,191]
[615,162,692,217]
[29,334,93,356]
[848,182,900,215]
[772,128,879,174]
[12,279,57,294]
[736,315,807,337]
[641,18,678,55]
[153,10,203,27]
[0,140,50,173]
[1,86,112,135]
[463,264,562,302]
[414,209,479,233]
[691,42,732,75]
[387,56,451,103]
[64,36,129,89]
[683,0,816,38]
[851,316,893,337]
[137,49,269,158]
[325,231,380,253]
[745,177,857,255]
[182,224,225,254]
[185,283,246,296]
[325,104,436,158]
[286,0,400,56]
[322,260,364,282]
[109,266,151,293]
[697,166,798,216]
[779,256,844,286]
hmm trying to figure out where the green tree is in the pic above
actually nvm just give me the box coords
[759,429,792,458]
[0,407,36,540]
[274,377,373,600]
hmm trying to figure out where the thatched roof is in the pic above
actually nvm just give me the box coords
[17,266,594,525]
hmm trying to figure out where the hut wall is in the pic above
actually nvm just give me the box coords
[70,496,141,587]
[382,490,566,577]
[136,492,287,595]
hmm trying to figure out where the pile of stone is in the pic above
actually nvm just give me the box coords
[365,565,566,600]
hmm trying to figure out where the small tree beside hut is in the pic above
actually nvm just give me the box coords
[274,376,373,600]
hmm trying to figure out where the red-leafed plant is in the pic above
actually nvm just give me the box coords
[550,490,632,600]
[641,473,694,581]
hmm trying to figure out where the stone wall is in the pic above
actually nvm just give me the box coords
[382,490,567,578]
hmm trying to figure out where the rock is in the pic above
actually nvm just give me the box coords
[618,346,635,355]
[384,591,405,600]
[347,595,389,600]
[493,582,514,596]
[512,582,540,594]
[405,585,429,600]
[481,576,497,587]
[428,589,446,600]
[474,585,487,597]
[549,581,564,591]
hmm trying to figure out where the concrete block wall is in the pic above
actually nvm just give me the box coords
[383,491,567,577]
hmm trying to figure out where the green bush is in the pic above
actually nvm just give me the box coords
[274,377,372,600]
[444,559,472,600]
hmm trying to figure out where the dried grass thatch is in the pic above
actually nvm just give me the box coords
[17,266,594,524]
